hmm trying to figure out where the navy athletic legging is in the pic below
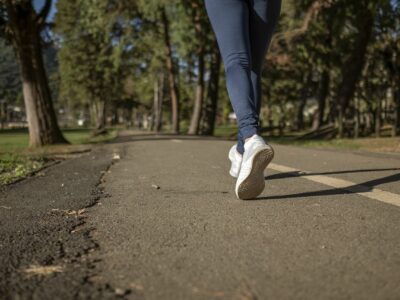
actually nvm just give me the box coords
[205,0,281,154]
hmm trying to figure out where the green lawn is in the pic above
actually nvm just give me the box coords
[0,128,117,185]
[1,126,398,186]
[280,136,400,152]
[213,125,400,153]
[0,128,116,153]
[214,125,237,138]
[0,153,47,185]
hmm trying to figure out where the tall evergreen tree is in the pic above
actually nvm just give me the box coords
[55,0,127,134]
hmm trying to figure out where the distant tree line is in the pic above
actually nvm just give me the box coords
[0,0,399,147]
[266,0,399,138]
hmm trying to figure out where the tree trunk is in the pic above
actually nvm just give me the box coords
[201,43,221,135]
[6,1,68,147]
[93,99,107,135]
[152,73,164,133]
[314,15,333,130]
[161,8,180,134]
[365,102,374,136]
[375,98,381,137]
[296,99,306,131]
[0,100,5,129]
[354,94,360,138]
[338,109,344,138]
[188,47,205,135]
[392,87,400,137]
[110,102,118,126]
[296,71,312,131]
[315,69,330,129]
[336,9,374,138]
[90,102,97,128]
[296,85,308,131]
[150,79,158,131]
[125,106,133,128]
[156,73,165,133]
[188,5,206,135]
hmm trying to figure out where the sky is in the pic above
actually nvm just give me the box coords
[33,0,58,22]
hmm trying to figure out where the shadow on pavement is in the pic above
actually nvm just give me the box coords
[107,132,235,145]
[258,171,400,201]
[265,168,400,180]
[108,132,400,202]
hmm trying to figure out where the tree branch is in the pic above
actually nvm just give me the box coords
[268,0,334,63]
[36,0,52,28]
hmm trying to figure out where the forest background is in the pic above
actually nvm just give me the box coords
[0,0,399,149]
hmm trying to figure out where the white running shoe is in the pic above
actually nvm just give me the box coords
[235,135,274,200]
[228,144,243,178]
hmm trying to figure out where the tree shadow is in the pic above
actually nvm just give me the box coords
[257,170,400,201]
[107,132,235,145]
[109,132,400,202]
[265,168,400,180]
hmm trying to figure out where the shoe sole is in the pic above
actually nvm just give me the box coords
[236,147,274,200]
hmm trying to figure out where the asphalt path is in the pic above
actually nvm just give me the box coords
[91,135,400,300]
[1,134,400,299]
[0,146,118,299]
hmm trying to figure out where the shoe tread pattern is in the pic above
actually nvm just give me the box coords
[237,147,274,200]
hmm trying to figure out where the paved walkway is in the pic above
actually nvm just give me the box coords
[1,133,400,299]
[92,135,400,299]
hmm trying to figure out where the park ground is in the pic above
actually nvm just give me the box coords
[0,129,400,299]
[1,127,400,186]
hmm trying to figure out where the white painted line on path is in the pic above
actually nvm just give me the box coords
[268,163,400,207]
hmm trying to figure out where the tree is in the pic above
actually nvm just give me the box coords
[187,0,207,135]
[336,1,378,137]
[160,7,180,134]
[0,0,67,147]
[201,42,221,135]
[263,0,399,139]
[0,39,21,127]
[56,0,128,134]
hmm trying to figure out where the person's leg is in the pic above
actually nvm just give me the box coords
[205,0,258,154]
[249,0,282,115]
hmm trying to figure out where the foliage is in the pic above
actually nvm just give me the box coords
[0,39,21,106]
[1,0,399,138]
[265,0,400,136]
[55,0,130,130]
[0,153,46,185]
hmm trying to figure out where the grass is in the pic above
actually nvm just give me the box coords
[0,128,117,153]
[213,125,400,153]
[0,153,47,185]
[0,128,117,185]
[281,137,400,153]
[1,125,399,185]
[214,125,237,138]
